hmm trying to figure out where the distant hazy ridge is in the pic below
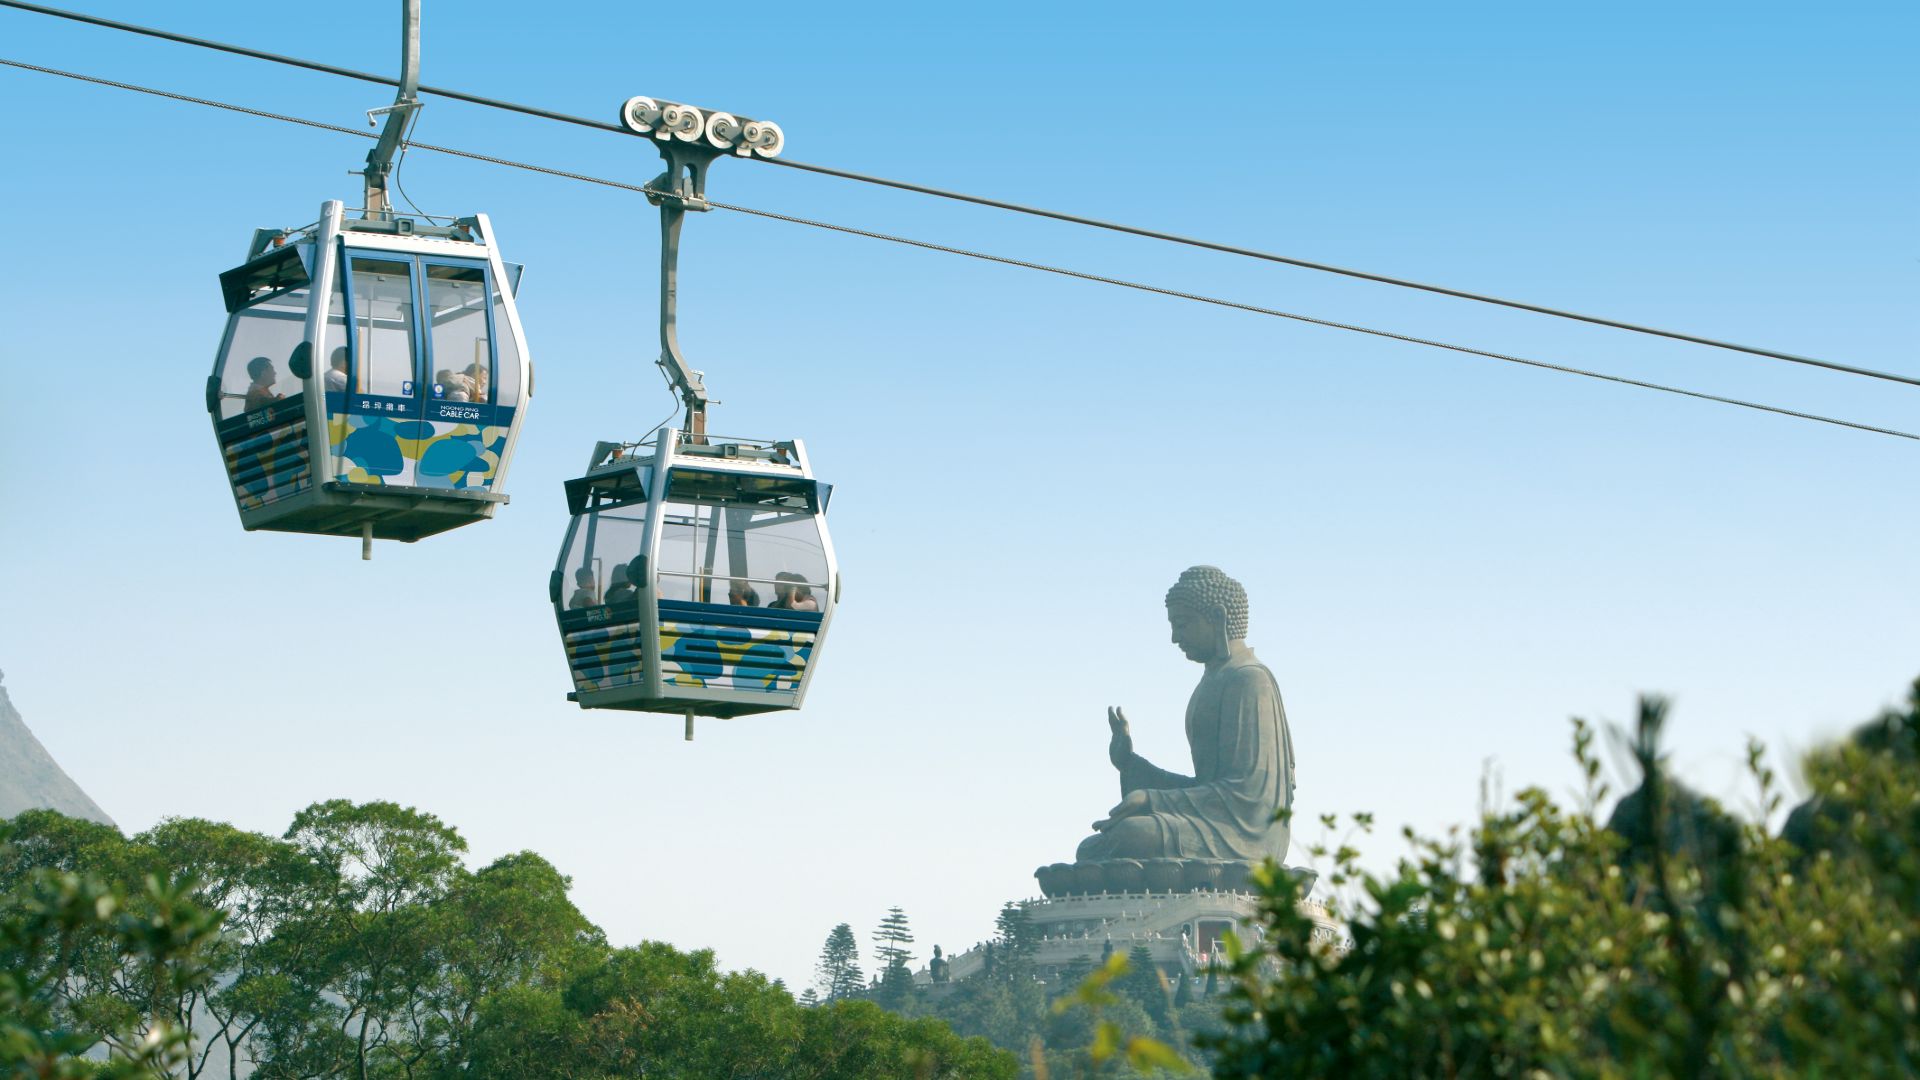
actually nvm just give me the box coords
[0,669,114,825]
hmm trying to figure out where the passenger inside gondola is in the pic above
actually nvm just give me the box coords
[244,356,282,412]
[770,572,818,612]
[727,578,761,607]
[464,361,489,403]
[437,367,475,402]
[604,565,637,607]
[324,348,349,392]
[568,567,600,609]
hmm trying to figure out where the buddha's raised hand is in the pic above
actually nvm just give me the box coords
[1107,706,1133,769]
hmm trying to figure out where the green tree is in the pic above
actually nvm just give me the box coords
[991,901,1038,982]
[460,984,581,1078]
[0,810,230,1067]
[1203,687,1920,1078]
[794,999,1016,1080]
[560,940,802,1078]
[133,816,311,1080]
[432,850,600,1071]
[874,906,916,1006]
[1114,945,1162,1012]
[516,937,1016,1079]
[1044,951,1190,1078]
[0,865,221,1078]
[0,808,127,883]
[926,974,1051,1053]
[815,921,865,1001]
[254,799,469,1079]
[5,801,1015,1079]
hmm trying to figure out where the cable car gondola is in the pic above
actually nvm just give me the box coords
[552,430,837,720]
[205,1,531,554]
[550,95,835,734]
[208,204,531,546]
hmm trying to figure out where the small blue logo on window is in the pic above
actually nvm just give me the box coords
[401,380,415,396]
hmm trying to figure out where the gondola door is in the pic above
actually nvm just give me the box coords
[413,258,503,493]
[337,252,429,487]
[335,252,502,491]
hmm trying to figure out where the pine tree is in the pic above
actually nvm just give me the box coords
[872,906,916,974]
[994,901,1034,952]
[814,922,864,1000]
[1119,944,1163,1008]
[798,987,820,1008]
[990,900,1037,980]
[877,955,917,1007]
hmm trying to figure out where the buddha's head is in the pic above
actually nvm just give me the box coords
[1165,565,1248,664]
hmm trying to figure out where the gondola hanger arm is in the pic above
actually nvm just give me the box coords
[361,0,421,218]
[619,95,785,439]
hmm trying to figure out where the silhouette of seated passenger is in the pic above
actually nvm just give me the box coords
[567,567,600,610]
[604,565,637,607]
[627,556,649,602]
[243,356,282,412]
[769,572,819,612]
[324,348,350,392]
[437,367,475,402]
[464,361,490,402]
[727,578,761,607]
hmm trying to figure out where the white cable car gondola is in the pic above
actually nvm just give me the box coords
[552,431,837,721]
[208,205,530,546]
[205,1,531,554]
[551,95,832,735]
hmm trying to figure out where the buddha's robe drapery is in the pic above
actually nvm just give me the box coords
[1100,647,1294,861]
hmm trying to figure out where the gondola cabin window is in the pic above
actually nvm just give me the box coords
[560,506,648,611]
[423,263,492,403]
[489,275,521,406]
[215,284,310,419]
[347,256,418,399]
[653,469,828,609]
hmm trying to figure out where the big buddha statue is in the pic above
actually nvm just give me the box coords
[1039,566,1296,896]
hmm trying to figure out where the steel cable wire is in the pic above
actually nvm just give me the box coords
[2,54,1913,444]
[3,0,1909,389]
[698,199,1920,442]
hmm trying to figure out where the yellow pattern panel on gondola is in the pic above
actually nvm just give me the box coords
[327,416,510,491]
[561,609,817,696]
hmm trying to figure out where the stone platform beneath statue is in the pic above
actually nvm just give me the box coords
[923,871,1347,986]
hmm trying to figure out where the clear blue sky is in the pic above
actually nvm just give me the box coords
[2,0,1916,989]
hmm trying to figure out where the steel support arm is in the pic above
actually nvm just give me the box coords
[362,0,421,216]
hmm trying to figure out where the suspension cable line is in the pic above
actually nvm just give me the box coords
[0,0,626,134]
[1,0,1909,390]
[761,156,1920,390]
[1,54,1913,445]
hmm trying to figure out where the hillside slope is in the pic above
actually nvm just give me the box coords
[0,669,114,826]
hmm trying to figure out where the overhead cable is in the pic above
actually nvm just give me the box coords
[1,55,1913,445]
[762,156,1920,390]
[3,0,1909,389]
[703,199,1920,443]
[0,0,626,134]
